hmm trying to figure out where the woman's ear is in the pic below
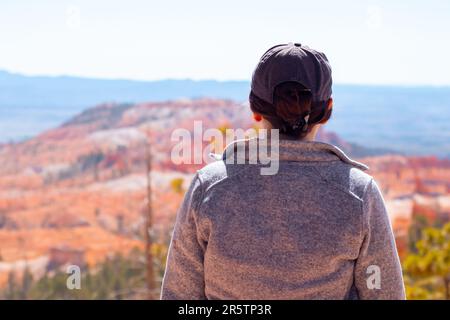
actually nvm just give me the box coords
[317,98,333,125]
[327,98,333,109]
[253,113,262,122]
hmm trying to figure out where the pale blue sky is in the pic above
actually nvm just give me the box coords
[1,0,449,85]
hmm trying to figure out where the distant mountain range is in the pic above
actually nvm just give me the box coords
[0,70,249,108]
[1,69,449,157]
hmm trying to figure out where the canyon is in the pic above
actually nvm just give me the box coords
[0,98,449,286]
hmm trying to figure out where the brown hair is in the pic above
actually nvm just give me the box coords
[249,81,332,139]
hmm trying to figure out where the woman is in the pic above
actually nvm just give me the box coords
[161,43,405,299]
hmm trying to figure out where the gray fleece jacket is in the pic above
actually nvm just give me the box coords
[161,139,405,300]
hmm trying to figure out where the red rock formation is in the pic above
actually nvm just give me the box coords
[0,98,448,283]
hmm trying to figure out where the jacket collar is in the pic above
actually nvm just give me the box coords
[219,137,369,171]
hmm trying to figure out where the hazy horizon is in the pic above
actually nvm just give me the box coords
[2,71,450,158]
[2,68,450,89]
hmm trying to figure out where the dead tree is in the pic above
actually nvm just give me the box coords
[144,140,156,299]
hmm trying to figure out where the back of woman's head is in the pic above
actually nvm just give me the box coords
[250,81,332,139]
[249,43,333,139]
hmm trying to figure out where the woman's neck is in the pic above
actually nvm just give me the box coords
[264,123,320,142]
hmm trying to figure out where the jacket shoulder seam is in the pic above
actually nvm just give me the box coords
[192,171,209,242]
[361,178,375,230]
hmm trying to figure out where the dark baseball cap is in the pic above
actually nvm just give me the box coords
[251,43,332,104]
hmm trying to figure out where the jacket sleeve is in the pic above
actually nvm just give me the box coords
[354,179,406,300]
[160,173,207,300]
